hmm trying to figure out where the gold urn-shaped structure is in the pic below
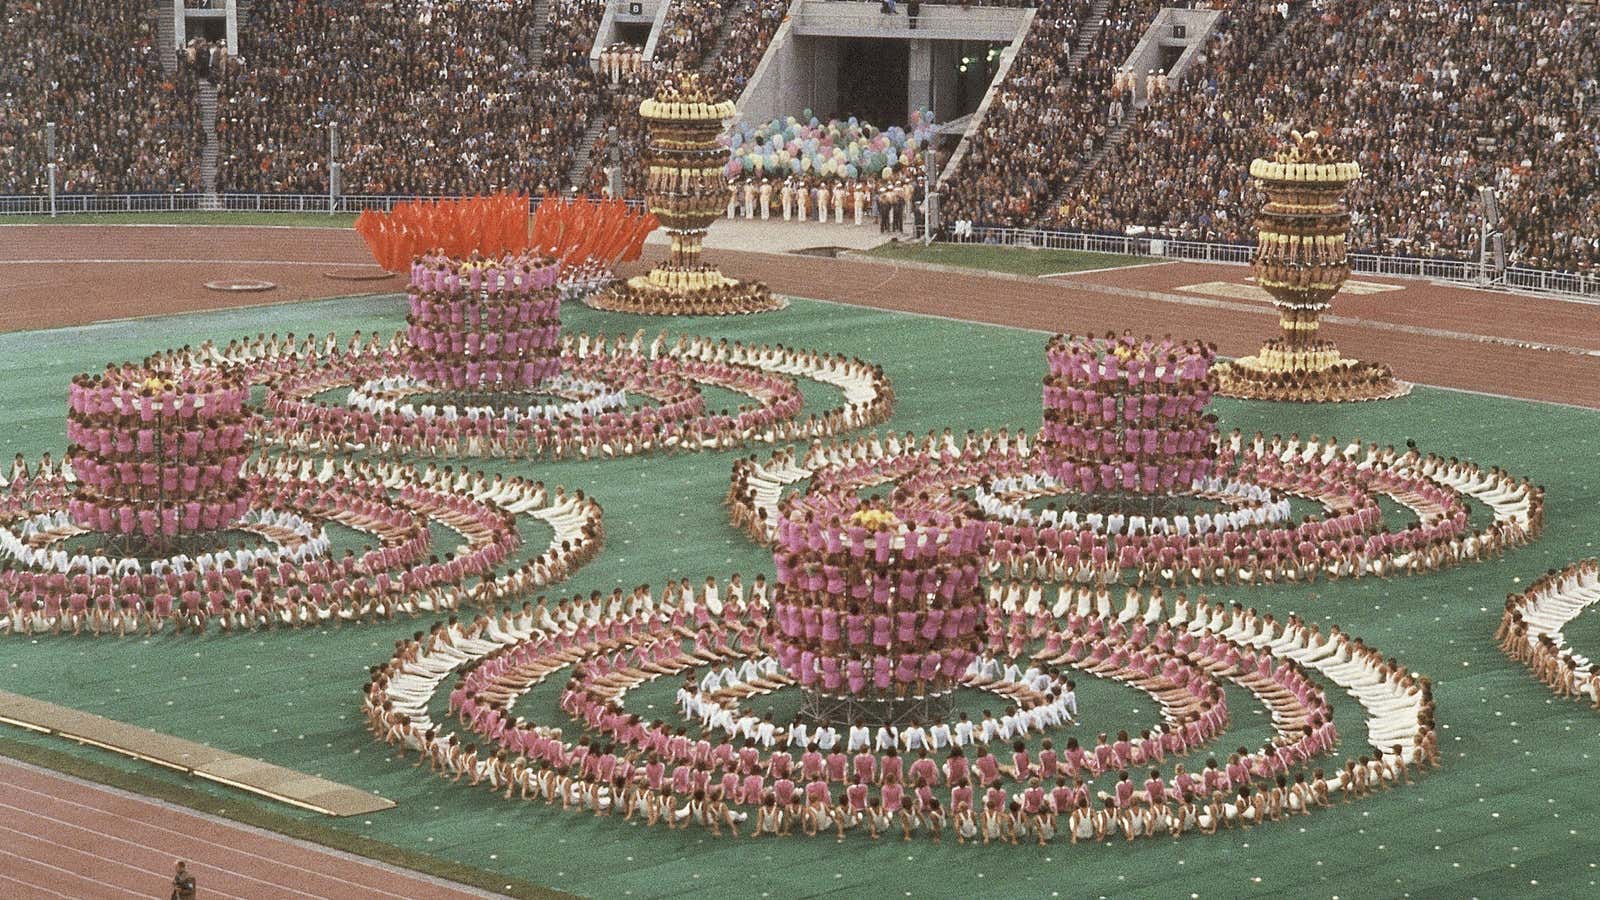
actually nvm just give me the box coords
[590,73,782,316]
[1214,131,1408,402]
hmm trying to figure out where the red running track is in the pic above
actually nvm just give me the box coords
[0,758,493,899]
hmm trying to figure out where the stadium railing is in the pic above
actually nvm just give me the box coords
[1,193,1592,301]
[0,193,646,215]
[956,224,1600,303]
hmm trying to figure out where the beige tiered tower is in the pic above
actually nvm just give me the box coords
[590,73,782,316]
[1214,131,1408,402]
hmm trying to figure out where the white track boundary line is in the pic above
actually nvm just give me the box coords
[0,870,75,899]
[0,844,144,898]
[1039,260,1179,277]
[0,258,373,267]
[794,294,1600,412]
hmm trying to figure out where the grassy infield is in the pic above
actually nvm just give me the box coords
[5,214,1599,898]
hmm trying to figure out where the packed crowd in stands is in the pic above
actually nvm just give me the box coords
[704,0,788,101]
[545,0,606,69]
[941,0,1116,225]
[653,0,732,72]
[1049,0,1600,273]
[215,0,597,194]
[4,0,1594,275]
[0,2,198,194]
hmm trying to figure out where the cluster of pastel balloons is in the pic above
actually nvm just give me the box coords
[723,109,936,181]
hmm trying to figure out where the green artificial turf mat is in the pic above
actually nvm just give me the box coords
[2,293,1598,897]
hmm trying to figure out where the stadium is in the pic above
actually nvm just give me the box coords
[0,1,1597,898]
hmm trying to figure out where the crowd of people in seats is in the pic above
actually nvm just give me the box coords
[215,0,597,194]
[704,0,788,100]
[653,0,732,72]
[0,451,602,637]
[366,570,1440,843]
[1049,0,1599,275]
[0,2,199,194]
[1497,560,1600,709]
[544,0,606,68]
[729,427,1544,588]
[939,0,1114,224]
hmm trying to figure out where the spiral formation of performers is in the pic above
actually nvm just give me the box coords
[66,365,256,553]
[1214,132,1408,402]
[591,73,782,316]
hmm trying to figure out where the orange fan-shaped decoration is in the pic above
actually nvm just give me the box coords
[355,193,531,272]
[356,193,658,274]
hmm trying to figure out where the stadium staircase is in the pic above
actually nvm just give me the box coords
[1071,0,1115,66]
[199,80,222,208]
[155,4,178,75]
[697,8,744,76]
[566,118,607,191]
[529,0,551,61]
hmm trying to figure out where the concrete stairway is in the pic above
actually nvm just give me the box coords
[565,117,607,192]
[199,80,221,206]
[155,3,178,74]
[1070,0,1115,65]
[697,5,743,75]
[529,0,551,62]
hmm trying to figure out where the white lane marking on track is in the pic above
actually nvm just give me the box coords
[0,258,373,267]
[0,844,146,897]
[0,871,77,899]
[0,799,258,900]
[0,777,428,900]
[1040,260,1179,277]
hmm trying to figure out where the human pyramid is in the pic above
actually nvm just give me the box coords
[768,503,987,703]
[66,364,256,543]
[366,569,1441,844]
[1496,560,1600,709]
[404,251,564,392]
[591,73,783,316]
[1214,132,1408,403]
[1041,333,1219,496]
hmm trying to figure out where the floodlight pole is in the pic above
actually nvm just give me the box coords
[46,122,57,217]
[606,125,622,199]
[328,122,340,215]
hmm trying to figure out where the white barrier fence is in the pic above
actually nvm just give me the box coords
[0,193,645,215]
[1,193,1593,301]
[958,225,1600,303]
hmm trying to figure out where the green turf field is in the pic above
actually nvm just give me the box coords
[2,293,1598,899]
[860,241,1149,276]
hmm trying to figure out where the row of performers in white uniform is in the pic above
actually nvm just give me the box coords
[727,177,919,229]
